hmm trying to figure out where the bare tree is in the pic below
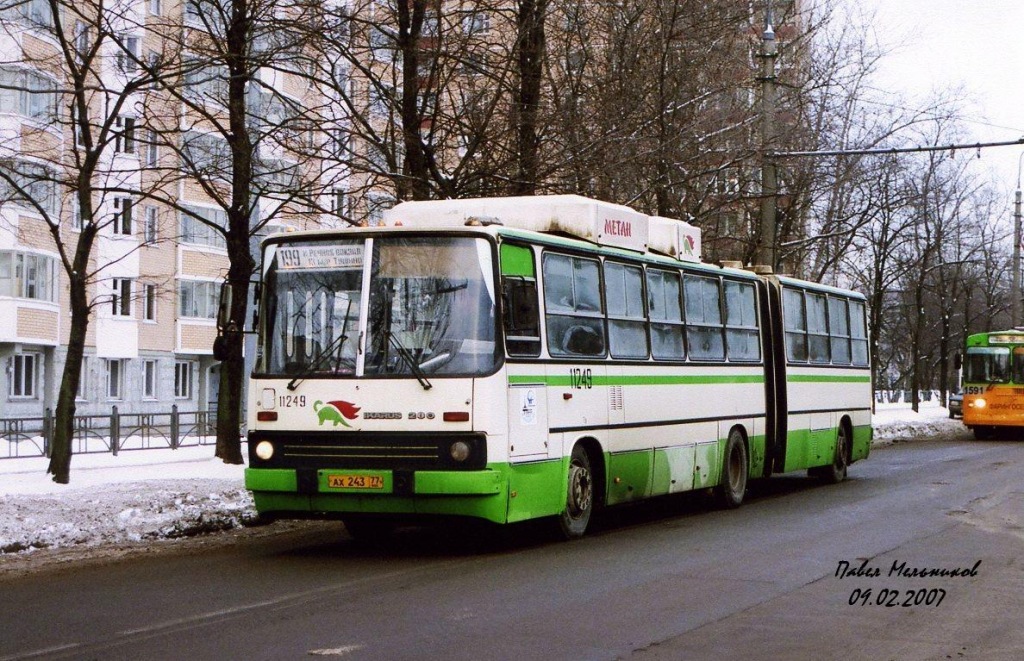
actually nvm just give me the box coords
[0,0,179,482]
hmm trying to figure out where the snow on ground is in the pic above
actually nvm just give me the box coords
[0,403,968,559]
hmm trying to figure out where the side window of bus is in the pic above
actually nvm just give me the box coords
[503,278,540,356]
[606,261,648,359]
[807,292,830,363]
[849,300,869,366]
[724,280,760,361]
[783,288,807,361]
[828,297,852,364]
[500,244,541,357]
[647,268,684,360]
[683,274,725,361]
[543,253,606,357]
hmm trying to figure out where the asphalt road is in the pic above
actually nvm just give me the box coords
[2,436,1023,661]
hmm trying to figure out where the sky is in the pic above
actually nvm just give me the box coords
[851,0,1024,197]
[0,402,966,559]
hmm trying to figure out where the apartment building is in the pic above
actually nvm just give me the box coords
[0,0,336,420]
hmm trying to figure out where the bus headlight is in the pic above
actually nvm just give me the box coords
[255,440,275,460]
[973,398,987,409]
[449,440,472,463]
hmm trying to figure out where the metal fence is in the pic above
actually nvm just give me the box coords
[0,406,218,460]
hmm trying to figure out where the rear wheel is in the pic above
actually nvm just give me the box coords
[816,422,849,484]
[715,429,748,509]
[556,444,594,539]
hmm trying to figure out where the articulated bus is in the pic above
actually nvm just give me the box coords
[958,329,1024,439]
[239,195,872,539]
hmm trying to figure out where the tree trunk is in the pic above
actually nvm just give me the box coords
[47,271,91,483]
[214,0,255,465]
[512,0,546,195]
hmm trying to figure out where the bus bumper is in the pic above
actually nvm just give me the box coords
[245,467,511,524]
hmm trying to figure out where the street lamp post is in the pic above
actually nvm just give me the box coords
[757,1,778,271]
[1014,152,1023,328]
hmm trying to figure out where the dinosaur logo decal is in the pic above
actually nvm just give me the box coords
[313,400,361,428]
[682,234,696,256]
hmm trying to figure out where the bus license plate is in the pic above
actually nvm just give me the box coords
[327,474,384,490]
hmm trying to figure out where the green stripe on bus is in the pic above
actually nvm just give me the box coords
[508,374,764,386]
[788,375,871,383]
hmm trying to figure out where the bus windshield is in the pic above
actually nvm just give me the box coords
[260,236,498,378]
[963,347,1011,383]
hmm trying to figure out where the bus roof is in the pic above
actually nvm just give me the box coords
[383,194,702,263]
[966,330,1024,347]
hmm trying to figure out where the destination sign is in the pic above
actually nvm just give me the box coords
[276,244,363,270]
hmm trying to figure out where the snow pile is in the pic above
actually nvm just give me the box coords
[0,446,254,556]
[0,403,968,558]
[872,401,969,444]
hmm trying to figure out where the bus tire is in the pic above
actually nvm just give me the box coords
[715,428,748,509]
[974,426,994,440]
[556,444,594,540]
[816,421,849,484]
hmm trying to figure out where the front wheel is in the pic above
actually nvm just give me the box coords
[715,429,748,509]
[556,444,594,539]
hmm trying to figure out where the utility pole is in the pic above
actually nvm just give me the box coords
[1014,172,1022,327]
[756,1,778,270]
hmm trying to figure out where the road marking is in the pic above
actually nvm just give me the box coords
[307,645,365,656]
[0,643,81,661]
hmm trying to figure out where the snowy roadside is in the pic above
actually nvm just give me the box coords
[0,403,969,563]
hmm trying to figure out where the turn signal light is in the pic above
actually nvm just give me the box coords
[443,411,470,422]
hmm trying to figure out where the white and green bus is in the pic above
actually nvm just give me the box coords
[239,195,872,539]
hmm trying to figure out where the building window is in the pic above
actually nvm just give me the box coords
[143,206,158,243]
[70,200,83,231]
[142,129,158,167]
[0,251,57,301]
[463,10,490,35]
[178,280,218,319]
[111,278,132,317]
[143,283,157,321]
[6,0,55,29]
[115,116,136,154]
[0,159,60,216]
[148,0,161,15]
[143,359,158,399]
[330,188,349,220]
[74,21,91,63]
[179,205,227,249]
[174,361,193,399]
[112,197,133,235]
[116,36,140,74]
[106,358,125,400]
[11,353,38,398]
[0,68,58,122]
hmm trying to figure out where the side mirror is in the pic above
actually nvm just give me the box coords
[212,335,229,361]
[953,352,962,370]
[216,281,234,333]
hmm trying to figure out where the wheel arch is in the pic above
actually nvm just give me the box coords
[572,435,606,509]
[838,414,854,463]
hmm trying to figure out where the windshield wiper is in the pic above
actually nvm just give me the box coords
[384,327,432,391]
[286,331,350,391]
